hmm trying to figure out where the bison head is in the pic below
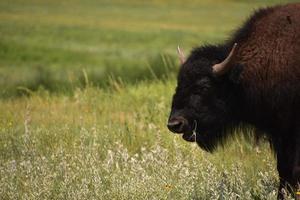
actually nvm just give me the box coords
[167,43,238,151]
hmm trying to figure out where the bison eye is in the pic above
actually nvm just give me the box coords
[190,94,201,107]
[194,84,210,95]
[196,78,210,87]
[195,78,212,95]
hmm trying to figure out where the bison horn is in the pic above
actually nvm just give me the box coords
[212,43,238,76]
[177,45,186,65]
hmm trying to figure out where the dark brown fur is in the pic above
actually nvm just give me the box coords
[237,4,300,112]
[235,4,300,199]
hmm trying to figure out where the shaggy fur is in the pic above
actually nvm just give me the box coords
[168,3,300,199]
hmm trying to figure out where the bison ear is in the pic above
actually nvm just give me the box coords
[212,43,237,76]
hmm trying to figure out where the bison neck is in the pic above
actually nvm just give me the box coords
[227,63,300,135]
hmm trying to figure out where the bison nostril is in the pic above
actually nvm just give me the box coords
[167,119,185,133]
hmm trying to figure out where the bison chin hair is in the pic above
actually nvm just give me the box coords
[195,124,256,152]
[195,127,228,152]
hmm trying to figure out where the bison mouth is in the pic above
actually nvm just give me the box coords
[182,120,197,142]
[182,132,195,142]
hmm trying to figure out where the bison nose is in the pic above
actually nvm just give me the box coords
[167,117,187,133]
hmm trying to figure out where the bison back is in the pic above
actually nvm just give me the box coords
[234,3,300,128]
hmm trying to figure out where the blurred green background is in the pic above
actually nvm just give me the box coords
[0,0,296,98]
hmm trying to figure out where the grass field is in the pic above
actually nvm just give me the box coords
[0,83,280,199]
[0,0,297,199]
[0,0,296,98]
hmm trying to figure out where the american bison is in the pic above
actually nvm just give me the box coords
[167,3,300,199]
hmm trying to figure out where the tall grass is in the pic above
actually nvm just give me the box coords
[0,81,286,199]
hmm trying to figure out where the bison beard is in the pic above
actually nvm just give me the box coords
[167,3,300,199]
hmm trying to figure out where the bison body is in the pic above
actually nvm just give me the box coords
[167,3,300,199]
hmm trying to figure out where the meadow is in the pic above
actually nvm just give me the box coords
[0,0,297,199]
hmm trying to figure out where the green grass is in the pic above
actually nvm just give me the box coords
[0,81,281,199]
[0,0,297,98]
[0,0,298,199]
